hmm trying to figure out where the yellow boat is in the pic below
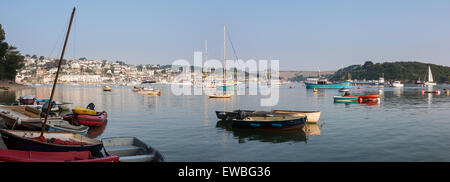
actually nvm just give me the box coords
[209,94,231,98]
[103,86,112,91]
[72,106,97,115]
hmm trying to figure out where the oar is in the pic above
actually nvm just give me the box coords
[41,7,76,137]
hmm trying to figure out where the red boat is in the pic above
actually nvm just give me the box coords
[344,94,380,103]
[0,149,119,162]
[63,112,107,127]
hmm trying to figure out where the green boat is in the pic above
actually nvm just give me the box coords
[333,96,358,102]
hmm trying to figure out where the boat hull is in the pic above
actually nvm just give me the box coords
[0,129,104,156]
[334,96,359,102]
[0,149,119,162]
[306,82,350,89]
[102,137,164,162]
[232,117,306,131]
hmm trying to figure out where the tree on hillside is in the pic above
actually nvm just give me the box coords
[0,24,25,80]
[31,54,37,59]
[39,56,45,61]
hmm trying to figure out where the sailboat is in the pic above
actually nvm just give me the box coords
[424,65,437,86]
[209,25,231,98]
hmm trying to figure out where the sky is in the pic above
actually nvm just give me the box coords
[1,0,450,71]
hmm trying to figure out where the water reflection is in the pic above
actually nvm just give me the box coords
[303,123,321,136]
[216,120,307,144]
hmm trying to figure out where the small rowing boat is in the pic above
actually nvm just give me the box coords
[0,149,119,162]
[333,96,359,102]
[102,137,164,162]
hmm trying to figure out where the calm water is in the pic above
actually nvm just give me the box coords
[1,84,450,162]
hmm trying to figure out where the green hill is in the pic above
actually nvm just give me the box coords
[329,61,450,83]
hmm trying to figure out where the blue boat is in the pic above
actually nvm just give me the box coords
[333,96,358,103]
[306,81,350,89]
[232,115,306,131]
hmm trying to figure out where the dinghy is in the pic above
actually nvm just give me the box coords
[333,96,359,102]
[0,129,104,156]
[102,137,164,162]
[63,112,107,127]
[271,110,321,123]
[0,106,59,129]
[0,149,119,162]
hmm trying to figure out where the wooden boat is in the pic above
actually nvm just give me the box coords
[0,149,119,162]
[7,119,89,136]
[209,94,231,98]
[232,115,306,131]
[63,112,107,127]
[333,96,359,102]
[271,110,321,123]
[0,129,104,156]
[0,106,59,129]
[102,137,164,162]
[103,85,112,91]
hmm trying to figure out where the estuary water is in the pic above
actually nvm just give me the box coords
[1,83,450,162]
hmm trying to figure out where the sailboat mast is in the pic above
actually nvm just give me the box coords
[223,24,226,94]
[41,7,76,137]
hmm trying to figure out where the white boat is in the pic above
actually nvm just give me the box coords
[102,137,164,162]
[424,66,437,86]
[392,81,404,87]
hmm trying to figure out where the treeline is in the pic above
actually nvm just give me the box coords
[329,61,450,83]
[0,24,25,80]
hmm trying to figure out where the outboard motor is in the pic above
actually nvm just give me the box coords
[40,101,56,118]
[86,103,95,110]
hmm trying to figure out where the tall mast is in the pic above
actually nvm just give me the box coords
[203,40,207,85]
[223,24,226,94]
[41,7,76,137]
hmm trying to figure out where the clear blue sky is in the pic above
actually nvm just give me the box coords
[1,0,450,70]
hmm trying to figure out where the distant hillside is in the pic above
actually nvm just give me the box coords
[329,61,450,83]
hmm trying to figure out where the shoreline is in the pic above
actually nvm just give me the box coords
[0,80,33,91]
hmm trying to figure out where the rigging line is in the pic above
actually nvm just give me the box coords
[226,27,239,61]
[48,20,69,59]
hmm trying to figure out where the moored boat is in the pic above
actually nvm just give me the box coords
[63,112,107,127]
[333,96,359,102]
[305,78,350,89]
[102,137,164,162]
[103,85,112,91]
[209,94,231,98]
[0,129,104,156]
[232,115,306,131]
[0,149,119,162]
